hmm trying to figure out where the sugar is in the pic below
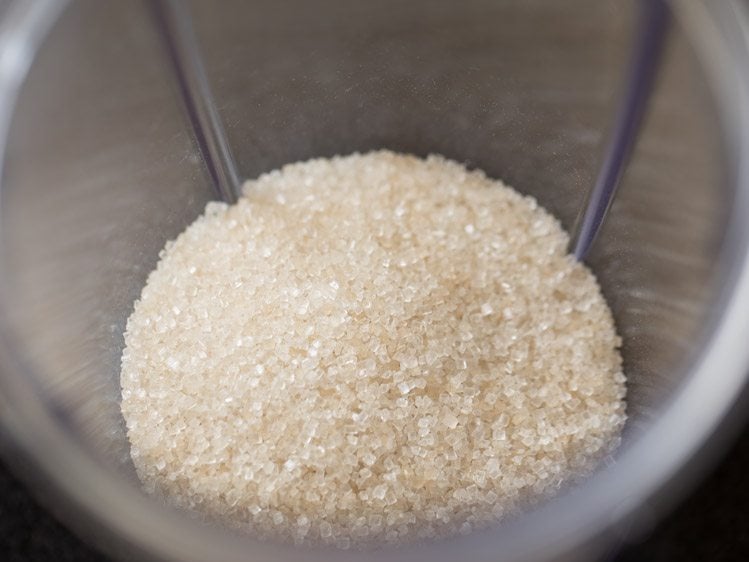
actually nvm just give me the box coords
[120,150,626,549]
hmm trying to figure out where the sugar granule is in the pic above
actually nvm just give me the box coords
[120,151,626,548]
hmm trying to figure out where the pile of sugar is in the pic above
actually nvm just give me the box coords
[120,150,626,548]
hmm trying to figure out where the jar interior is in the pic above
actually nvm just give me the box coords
[0,0,729,539]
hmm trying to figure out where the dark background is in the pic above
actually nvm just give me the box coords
[1,427,748,562]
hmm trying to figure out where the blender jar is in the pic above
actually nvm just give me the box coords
[0,0,748,560]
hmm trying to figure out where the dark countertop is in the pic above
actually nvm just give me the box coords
[1,427,748,562]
